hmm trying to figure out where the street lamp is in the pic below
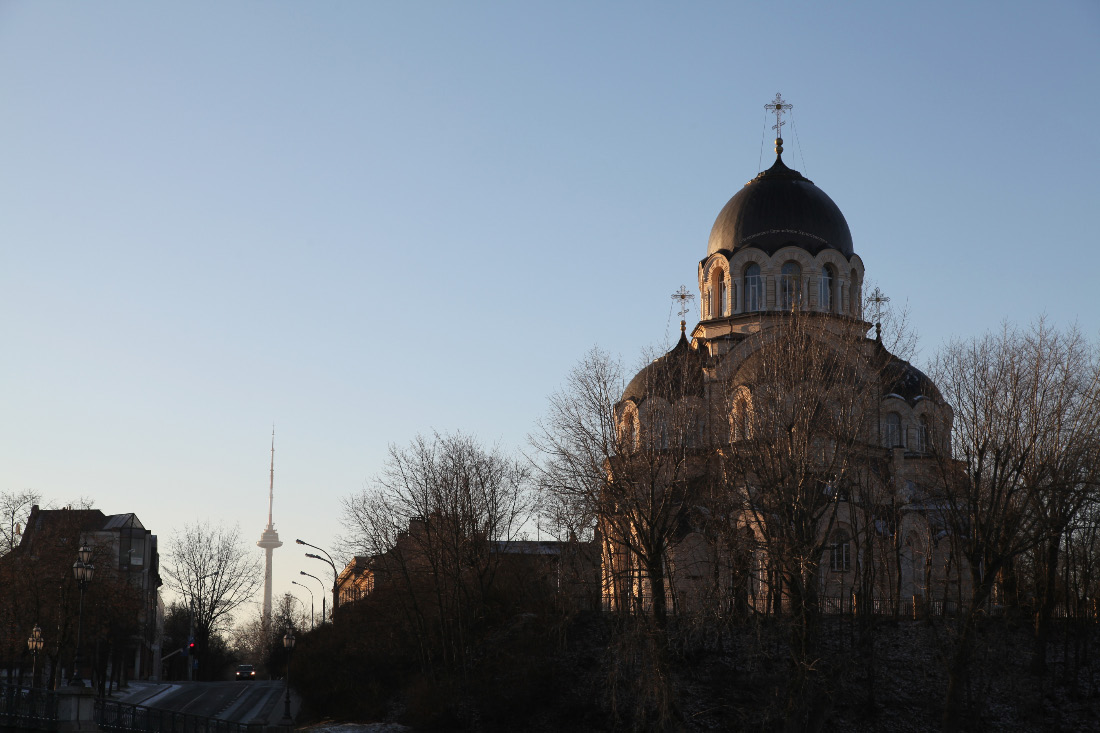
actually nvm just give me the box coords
[70,545,94,687]
[281,630,296,725]
[296,539,339,617]
[27,625,43,688]
[299,571,327,623]
[291,581,314,630]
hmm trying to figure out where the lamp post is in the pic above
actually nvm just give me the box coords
[70,545,94,687]
[27,625,43,688]
[299,571,327,623]
[291,581,314,630]
[296,539,339,617]
[280,630,296,725]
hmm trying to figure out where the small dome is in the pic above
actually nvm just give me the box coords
[707,155,853,258]
[622,332,707,404]
[881,354,942,405]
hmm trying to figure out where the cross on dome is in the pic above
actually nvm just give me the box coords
[671,285,695,319]
[765,93,792,154]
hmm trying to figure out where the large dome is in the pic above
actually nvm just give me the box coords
[707,154,853,258]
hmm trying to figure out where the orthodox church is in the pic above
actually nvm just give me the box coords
[604,98,967,618]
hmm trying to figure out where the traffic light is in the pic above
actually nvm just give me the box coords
[184,637,195,656]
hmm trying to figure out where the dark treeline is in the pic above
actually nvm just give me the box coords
[284,318,1100,731]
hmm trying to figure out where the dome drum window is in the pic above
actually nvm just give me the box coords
[883,412,903,449]
[743,264,764,313]
[819,265,834,312]
[779,262,802,310]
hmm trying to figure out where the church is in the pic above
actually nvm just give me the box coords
[602,97,969,621]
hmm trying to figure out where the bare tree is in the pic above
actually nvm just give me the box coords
[531,342,709,629]
[927,320,1100,727]
[1019,325,1100,673]
[340,431,533,676]
[716,309,884,730]
[164,522,262,679]
[0,490,40,556]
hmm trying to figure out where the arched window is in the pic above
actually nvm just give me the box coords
[744,263,763,312]
[819,265,834,312]
[684,413,706,448]
[620,412,638,453]
[780,262,801,310]
[650,411,670,450]
[829,530,851,572]
[710,266,727,318]
[731,393,752,442]
[850,269,861,317]
[883,412,902,448]
[916,415,929,453]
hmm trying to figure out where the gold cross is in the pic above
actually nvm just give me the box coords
[765,92,792,135]
[671,285,695,319]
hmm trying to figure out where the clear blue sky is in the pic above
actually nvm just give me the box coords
[3,1,1098,618]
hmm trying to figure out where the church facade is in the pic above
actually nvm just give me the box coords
[602,118,969,620]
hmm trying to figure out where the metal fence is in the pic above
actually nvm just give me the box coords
[0,684,58,730]
[95,698,266,733]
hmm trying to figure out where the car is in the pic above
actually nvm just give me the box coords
[235,664,256,680]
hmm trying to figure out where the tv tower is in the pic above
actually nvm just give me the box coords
[256,428,283,624]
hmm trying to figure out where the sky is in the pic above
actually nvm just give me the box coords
[2,1,1098,622]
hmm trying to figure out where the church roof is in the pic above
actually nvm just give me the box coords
[621,331,708,404]
[707,154,854,258]
[877,344,942,405]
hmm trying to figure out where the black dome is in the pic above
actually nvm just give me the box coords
[707,155,853,258]
[622,332,707,404]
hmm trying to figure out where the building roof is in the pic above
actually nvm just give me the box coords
[706,153,854,259]
[621,330,708,404]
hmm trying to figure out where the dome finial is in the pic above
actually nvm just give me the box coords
[765,92,792,158]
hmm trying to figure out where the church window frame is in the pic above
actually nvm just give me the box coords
[829,530,852,572]
[709,263,729,318]
[850,269,861,317]
[743,263,764,313]
[883,412,903,448]
[819,264,834,312]
[730,387,753,442]
[780,261,802,310]
[915,415,929,453]
[619,408,640,453]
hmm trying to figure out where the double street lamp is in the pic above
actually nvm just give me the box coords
[291,581,314,630]
[70,545,94,687]
[280,630,296,725]
[27,625,43,688]
[299,571,328,623]
[296,539,339,618]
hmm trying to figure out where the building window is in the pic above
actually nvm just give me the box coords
[915,415,929,453]
[883,412,903,448]
[621,413,638,453]
[819,265,834,312]
[780,262,801,310]
[830,532,851,572]
[710,266,727,318]
[731,395,752,442]
[744,264,763,312]
[850,269,861,316]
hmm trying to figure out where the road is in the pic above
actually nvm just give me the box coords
[122,680,296,726]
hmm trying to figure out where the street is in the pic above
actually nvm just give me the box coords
[119,679,297,726]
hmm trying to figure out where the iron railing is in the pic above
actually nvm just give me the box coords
[95,698,266,733]
[0,683,59,730]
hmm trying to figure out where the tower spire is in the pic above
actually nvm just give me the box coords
[267,427,275,530]
[257,427,283,624]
